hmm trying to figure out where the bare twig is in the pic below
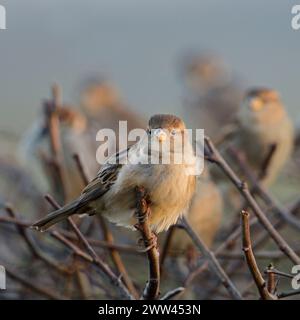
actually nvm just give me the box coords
[205,137,300,265]
[135,186,160,300]
[184,199,300,288]
[278,289,300,299]
[43,85,67,201]
[181,216,243,300]
[0,216,29,227]
[72,154,90,185]
[264,268,294,279]
[75,268,90,299]
[61,229,141,255]
[266,264,277,295]
[160,287,185,300]
[44,194,134,300]
[48,84,62,157]
[0,215,141,255]
[98,218,139,298]
[5,266,66,300]
[160,225,176,271]
[258,143,277,181]
[50,230,93,261]
[184,214,258,286]
[241,210,276,300]
[73,153,139,298]
[5,205,70,274]
[218,250,300,260]
[228,146,300,231]
[41,87,134,299]
[219,143,278,242]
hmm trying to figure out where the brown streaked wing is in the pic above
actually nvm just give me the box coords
[81,147,131,195]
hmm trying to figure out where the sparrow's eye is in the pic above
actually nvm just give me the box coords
[170,129,177,136]
[249,98,264,112]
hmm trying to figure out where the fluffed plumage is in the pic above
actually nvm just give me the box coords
[167,167,223,255]
[32,114,196,234]
[235,88,295,187]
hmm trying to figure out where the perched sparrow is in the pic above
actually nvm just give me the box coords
[19,106,97,200]
[80,79,146,137]
[79,79,146,168]
[80,78,120,116]
[181,53,229,93]
[234,88,295,187]
[55,106,99,199]
[181,53,243,142]
[32,114,196,233]
[167,168,223,255]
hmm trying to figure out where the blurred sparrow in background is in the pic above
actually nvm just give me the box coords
[168,167,223,256]
[55,106,99,199]
[234,88,295,187]
[19,106,97,200]
[32,114,197,234]
[80,78,146,148]
[181,53,243,143]
[293,119,300,160]
[181,53,229,93]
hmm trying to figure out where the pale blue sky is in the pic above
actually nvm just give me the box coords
[0,0,299,133]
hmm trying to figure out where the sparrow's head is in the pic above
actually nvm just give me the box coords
[126,114,196,171]
[57,106,87,132]
[147,114,186,143]
[80,80,120,115]
[238,88,286,126]
[181,53,229,92]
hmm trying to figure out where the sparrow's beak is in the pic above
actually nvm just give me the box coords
[249,97,263,112]
[153,128,167,142]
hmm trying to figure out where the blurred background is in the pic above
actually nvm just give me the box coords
[0,0,299,134]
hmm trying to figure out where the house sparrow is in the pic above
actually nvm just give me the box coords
[181,53,243,143]
[181,53,229,94]
[79,79,147,168]
[55,106,99,199]
[80,79,146,137]
[167,167,223,255]
[19,106,97,200]
[32,114,197,234]
[234,88,295,187]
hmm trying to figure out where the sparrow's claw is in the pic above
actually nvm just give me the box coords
[136,233,158,253]
[134,223,143,232]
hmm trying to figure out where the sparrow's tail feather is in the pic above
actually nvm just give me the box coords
[32,179,109,232]
[31,198,89,232]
